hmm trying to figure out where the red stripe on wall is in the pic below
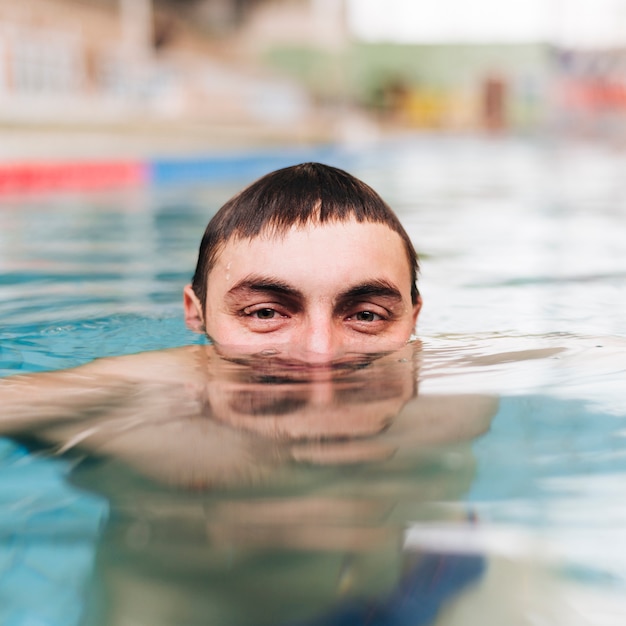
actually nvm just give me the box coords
[0,161,147,193]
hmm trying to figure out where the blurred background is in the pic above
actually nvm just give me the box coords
[1,0,626,161]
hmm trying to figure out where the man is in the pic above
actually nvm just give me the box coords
[183,161,422,363]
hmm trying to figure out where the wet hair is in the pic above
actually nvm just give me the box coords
[191,162,419,309]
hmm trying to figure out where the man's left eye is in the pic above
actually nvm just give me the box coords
[354,311,382,322]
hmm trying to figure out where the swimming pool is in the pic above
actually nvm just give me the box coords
[1,136,625,625]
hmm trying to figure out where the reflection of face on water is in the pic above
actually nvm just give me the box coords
[65,343,493,626]
[206,345,418,446]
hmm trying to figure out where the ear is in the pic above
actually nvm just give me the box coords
[411,294,423,327]
[183,284,205,333]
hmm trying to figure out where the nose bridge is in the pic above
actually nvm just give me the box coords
[303,306,340,363]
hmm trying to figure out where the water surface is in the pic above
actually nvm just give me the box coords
[1,136,626,625]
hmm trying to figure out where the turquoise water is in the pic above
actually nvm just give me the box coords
[1,137,626,625]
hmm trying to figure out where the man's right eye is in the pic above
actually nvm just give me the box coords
[240,305,291,330]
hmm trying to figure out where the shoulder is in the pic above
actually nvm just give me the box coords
[77,344,214,384]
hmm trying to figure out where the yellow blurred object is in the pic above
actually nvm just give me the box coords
[405,89,449,129]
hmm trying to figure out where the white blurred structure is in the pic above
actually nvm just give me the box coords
[347,0,626,48]
[120,0,153,60]
[0,0,314,136]
[235,0,347,51]
[2,0,624,141]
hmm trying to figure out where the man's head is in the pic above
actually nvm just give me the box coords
[184,162,422,362]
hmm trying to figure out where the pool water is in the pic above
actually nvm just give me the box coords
[1,136,626,625]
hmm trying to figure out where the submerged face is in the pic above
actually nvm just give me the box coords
[184,219,421,364]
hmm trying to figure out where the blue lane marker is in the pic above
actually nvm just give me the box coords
[149,146,344,187]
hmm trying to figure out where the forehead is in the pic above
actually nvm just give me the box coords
[209,219,412,294]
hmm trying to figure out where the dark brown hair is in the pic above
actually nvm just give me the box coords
[191,162,419,309]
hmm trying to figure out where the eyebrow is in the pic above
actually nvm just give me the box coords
[336,280,404,304]
[225,276,404,307]
[225,275,304,302]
